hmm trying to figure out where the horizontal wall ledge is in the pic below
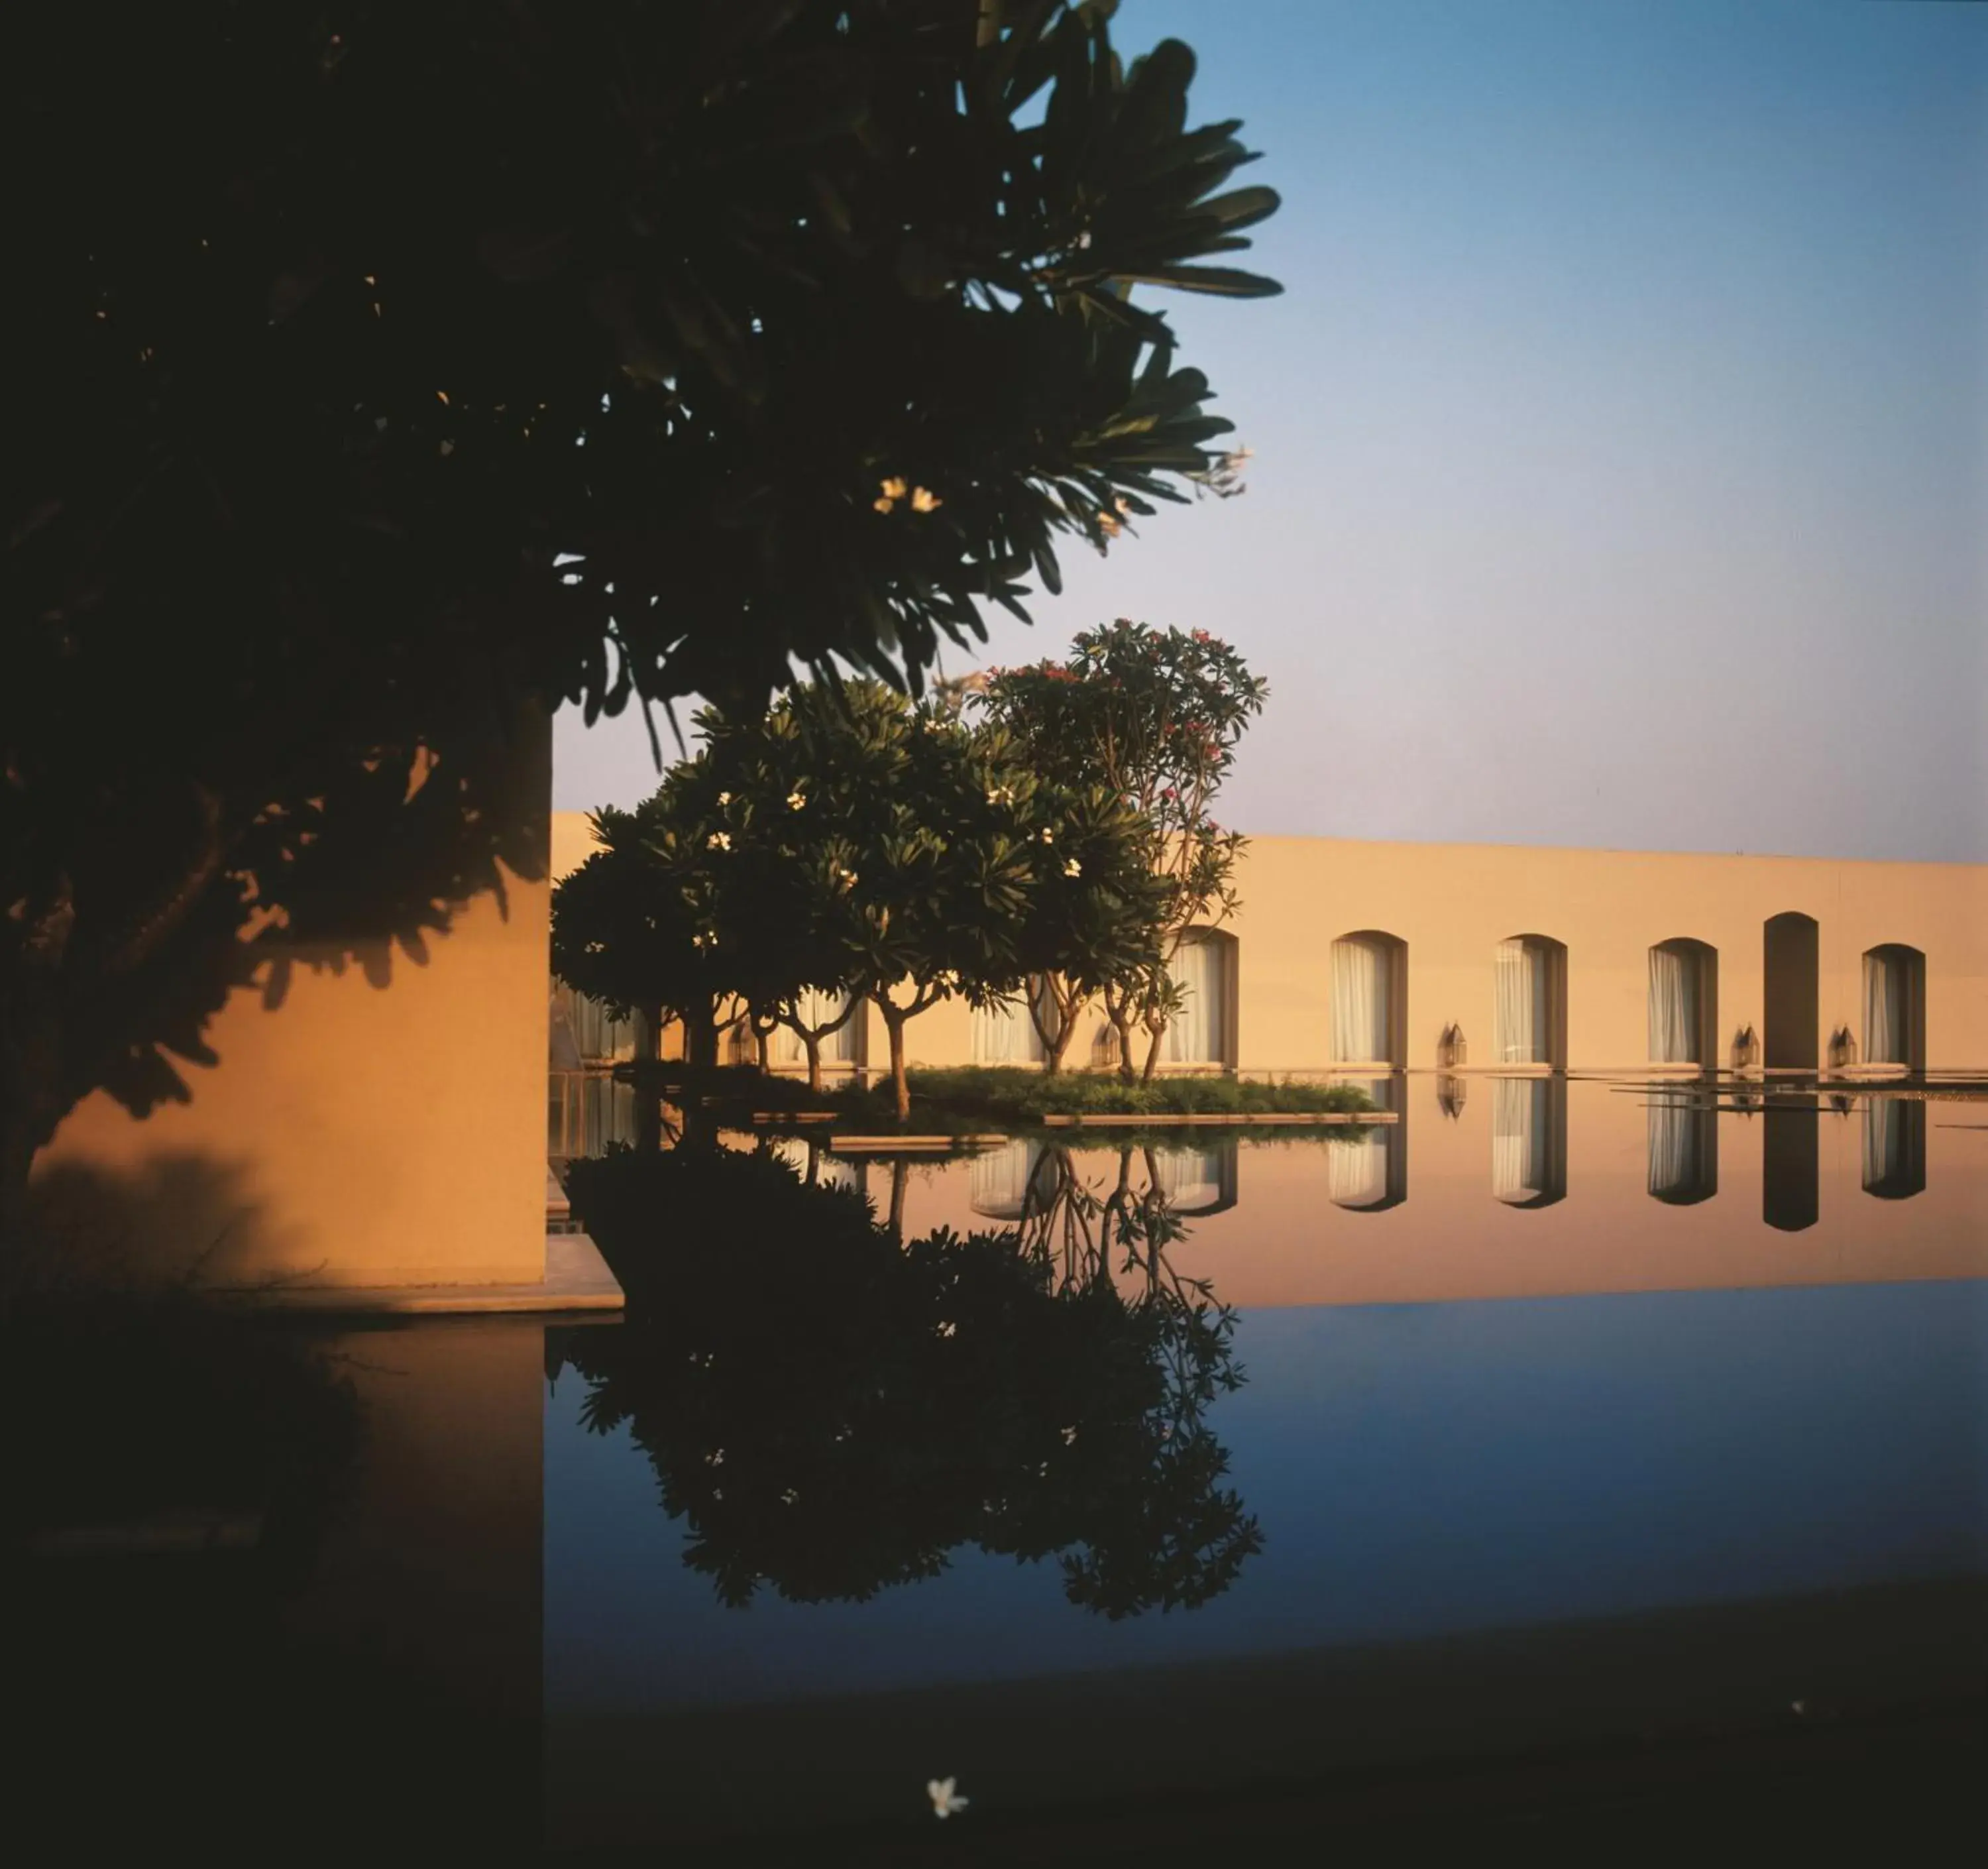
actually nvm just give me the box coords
[1041,1111,1398,1128]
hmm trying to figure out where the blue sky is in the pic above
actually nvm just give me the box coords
[555,0,1987,862]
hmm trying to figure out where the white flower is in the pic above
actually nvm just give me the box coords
[781,1487,800,1506]
[984,785,1014,806]
[1060,1426,1077,1445]
[717,791,732,806]
[1062,857,1082,878]
[692,929,717,950]
[836,867,859,889]
[936,1320,957,1339]
[927,1778,969,1821]
[707,831,732,851]
[1038,827,1054,844]
[787,790,807,811]
[909,485,942,513]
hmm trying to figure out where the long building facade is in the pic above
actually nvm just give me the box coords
[553,815,1988,1081]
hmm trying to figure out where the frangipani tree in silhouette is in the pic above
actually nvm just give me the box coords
[1,1,1278,1269]
[978,622,1268,1079]
[555,1141,1261,1615]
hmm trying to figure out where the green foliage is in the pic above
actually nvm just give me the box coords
[3,1,1278,1251]
[557,1139,1262,1615]
[836,1065,1376,1125]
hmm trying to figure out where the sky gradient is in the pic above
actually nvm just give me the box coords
[553,0,1987,862]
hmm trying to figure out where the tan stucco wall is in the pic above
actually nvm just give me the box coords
[553,814,1988,1075]
[37,720,555,1290]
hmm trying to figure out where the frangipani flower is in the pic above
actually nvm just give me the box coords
[909,485,942,513]
[927,1778,969,1820]
[706,831,732,851]
[787,790,807,811]
[1062,857,1082,878]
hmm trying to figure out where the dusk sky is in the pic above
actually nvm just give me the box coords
[553,0,1987,863]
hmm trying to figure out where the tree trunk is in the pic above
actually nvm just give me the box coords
[1046,1007,1080,1075]
[885,1010,910,1123]
[802,1031,823,1096]
[754,1027,770,1072]
[1138,1019,1165,1084]
[887,1157,908,1241]
[1111,1005,1138,1084]
[635,1001,664,1150]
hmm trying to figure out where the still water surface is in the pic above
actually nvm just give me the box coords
[528,1079,1985,1845]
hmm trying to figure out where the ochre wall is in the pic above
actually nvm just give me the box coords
[551,814,1988,1076]
[36,720,554,1290]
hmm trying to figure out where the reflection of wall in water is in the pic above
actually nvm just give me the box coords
[1647,1094,1718,1205]
[1490,1075,1566,1208]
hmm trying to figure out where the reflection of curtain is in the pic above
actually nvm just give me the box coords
[969,1139,1039,1218]
[1648,946,1698,1063]
[971,987,1046,1065]
[1647,1098,1713,1200]
[1494,940,1548,1063]
[1327,1133,1389,1206]
[1861,1098,1923,1196]
[1163,936,1226,1064]
[1331,940,1389,1062]
[773,989,861,1066]
[1153,1148,1222,1211]
[1492,1076,1550,1202]
[1863,952,1908,1065]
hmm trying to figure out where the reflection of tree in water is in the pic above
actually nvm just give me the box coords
[553,1144,1260,1617]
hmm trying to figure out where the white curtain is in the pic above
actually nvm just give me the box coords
[773,988,861,1066]
[1494,939,1551,1064]
[969,1139,1040,1218]
[1492,1076,1553,1203]
[971,986,1046,1065]
[1647,946,1699,1064]
[1861,1098,1922,1195]
[1331,938,1390,1063]
[1863,950,1910,1066]
[1327,1132,1389,1206]
[1163,935,1227,1064]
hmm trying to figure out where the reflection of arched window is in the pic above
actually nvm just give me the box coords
[1493,936,1567,1066]
[971,983,1047,1066]
[1861,945,1925,1070]
[1162,929,1238,1068]
[969,1139,1044,1219]
[1861,1098,1925,1200]
[1328,1077,1407,1211]
[1647,1094,1717,1204]
[771,989,865,1070]
[1491,1076,1565,1208]
[1149,1144,1238,1216]
[1648,939,1717,1066]
[1329,932,1406,1066]
[768,1135,861,1196]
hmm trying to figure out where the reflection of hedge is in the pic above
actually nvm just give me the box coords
[4,1294,359,1581]
[838,1065,1375,1125]
[554,1145,1262,1616]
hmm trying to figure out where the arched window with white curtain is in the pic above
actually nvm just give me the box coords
[1648,938,1717,1066]
[1161,930,1237,1068]
[770,988,865,1070]
[971,983,1048,1066]
[969,1139,1043,1219]
[1149,1143,1237,1216]
[1861,945,1924,1070]
[1493,935,1567,1067]
[1330,931,1406,1066]
[1491,1075,1566,1208]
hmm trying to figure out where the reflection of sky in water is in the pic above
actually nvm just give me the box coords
[546,1278,1987,1717]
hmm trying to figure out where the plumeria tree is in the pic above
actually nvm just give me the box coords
[3,0,1280,1271]
[978,622,1268,1080]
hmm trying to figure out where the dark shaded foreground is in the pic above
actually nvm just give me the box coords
[548,1576,1986,1860]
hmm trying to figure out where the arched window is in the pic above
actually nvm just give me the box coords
[1148,1143,1238,1216]
[1491,1075,1566,1208]
[1861,945,1925,1070]
[1493,935,1567,1067]
[1647,1092,1716,1204]
[1648,939,1717,1066]
[1161,929,1238,1068]
[1763,913,1819,1070]
[1329,931,1407,1067]
[971,982,1048,1066]
[771,988,865,1070]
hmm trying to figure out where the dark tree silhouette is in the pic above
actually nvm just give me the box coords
[1,2,1280,1267]
[557,1139,1262,1614]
